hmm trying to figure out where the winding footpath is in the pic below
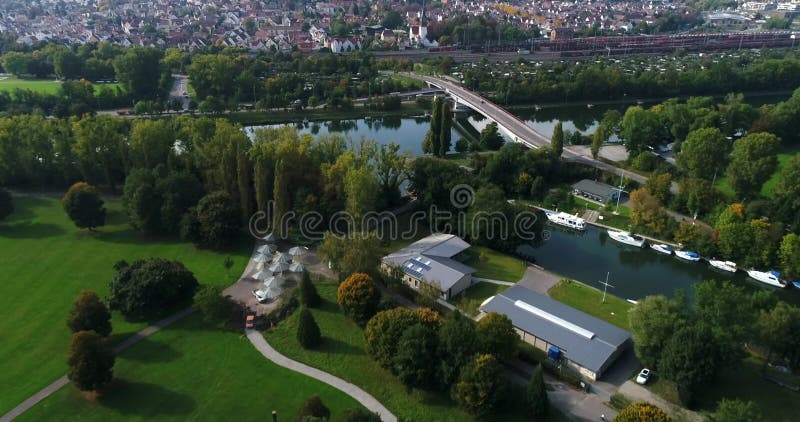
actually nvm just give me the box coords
[0,308,196,422]
[245,330,397,422]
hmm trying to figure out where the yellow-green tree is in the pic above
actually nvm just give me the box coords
[337,272,380,324]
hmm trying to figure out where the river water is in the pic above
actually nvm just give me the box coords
[245,96,797,301]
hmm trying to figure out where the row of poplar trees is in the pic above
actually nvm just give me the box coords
[422,96,452,157]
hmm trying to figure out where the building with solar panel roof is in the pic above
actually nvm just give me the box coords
[480,285,632,381]
[381,233,476,300]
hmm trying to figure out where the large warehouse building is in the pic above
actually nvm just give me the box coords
[480,285,632,380]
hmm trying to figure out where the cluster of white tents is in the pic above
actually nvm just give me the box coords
[250,233,310,302]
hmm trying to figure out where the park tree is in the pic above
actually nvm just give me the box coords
[156,171,203,234]
[659,324,721,405]
[318,231,382,278]
[193,285,231,326]
[297,308,322,349]
[630,188,672,237]
[191,191,240,250]
[676,127,729,180]
[375,142,409,209]
[113,47,165,100]
[726,132,780,199]
[62,182,106,230]
[381,10,403,29]
[128,119,175,169]
[0,187,13,221]
[644,173,672,205]
[551,121,564,158]
[299,271,321,308]
[71,115,128,189]
[53,49,82,80]
[438,311,479,386]
[620,106,663,155]
[613,402,669,422]
[297,395,330,421]
[123,169,161,234]
[365,307,419,368]
[479,122,504,150]
[779,233,800,280]
[439,102,452,157]
[693,281,753,365]
[629,295,689,369]
[67,331,115,392]
[425,96,442,155]
[526,364,549,418]
[67,291,112,337]
[393,323,439,389]
[451,354,506,417]
[337,272,380,324]
[475,312,518,361]
[708,399,762,422]
[108,258,199,320]
[756,301,800,368]
[675,178,718,217]
[771,156,800,231]
[417,307,443,328]
[673,221,717,257]
[1,51,30,76]
[345,166,378,223]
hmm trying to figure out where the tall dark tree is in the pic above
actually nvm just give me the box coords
[771,155,800,231]
[113,47,165,100]
[451,354,506,417]
[659,323,721,405]
[67,331,115,392]
[426,96,442,155]
[551,121,564,158]
[62,182,106,230]
[479,122,504,150]
[677,127,729,180]
[629,294,689,369]
[439,102,452,157]
[192,191,240,250]
[299,271,321,308]
[526,364,549,418]
[438,311,479,386]
[475,312,518,361]
[67,291,112,337]
[393,323,439,389]
[726,132,780,199]
[297,308,322,349]
[365,307,420,369]
[194,285,231,326]
[0,187,13,221]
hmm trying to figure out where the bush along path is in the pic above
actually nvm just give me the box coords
[0,308,196,422]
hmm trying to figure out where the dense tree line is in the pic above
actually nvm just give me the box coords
[465,54,800,106]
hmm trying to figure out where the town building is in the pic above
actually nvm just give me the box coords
[381,233,475,300]
[480,285,632,380]
[571,179,621,203]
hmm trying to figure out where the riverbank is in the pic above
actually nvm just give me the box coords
[228,102,427,125]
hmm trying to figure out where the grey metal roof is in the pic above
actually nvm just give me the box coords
[480,285,631,373]
[383,233,475,290]
[571,179,619,198]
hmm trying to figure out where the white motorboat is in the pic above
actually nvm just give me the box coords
[675,250,701,262]
[747,269,786,288]
[546,211,586,231]
[650,243,672,255]
[709,259,737,273]
[607,230,645,247]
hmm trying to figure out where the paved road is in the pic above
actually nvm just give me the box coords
[169,74,190,110]
[245,330,397,422]
[0,308,196,422]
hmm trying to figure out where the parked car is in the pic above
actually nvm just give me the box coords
[252,289,269,303]
[636,368,650,385]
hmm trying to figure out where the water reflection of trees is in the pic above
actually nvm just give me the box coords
[326,119,358,132]
[617,248,650,269]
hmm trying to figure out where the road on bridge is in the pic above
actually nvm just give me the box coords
[402,73,651,186]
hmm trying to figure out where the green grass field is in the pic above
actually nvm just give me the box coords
[451,282,508,316]
[0,196,252,414]
[265,279,564,422]
[715,149,799,199]
[465,245,527,281]
[0,76,122,95]
[19,313,362,421]
[547,279,633,331]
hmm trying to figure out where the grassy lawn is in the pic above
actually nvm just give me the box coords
[465,245,527,281]
[547,279,633,331]
[645,355,799,421]
[715,148,799,199]
[20,313,362,421]
[0,76,61,94]
[0,196,252,414]
[451,282,509,316]
[265,279,561,422]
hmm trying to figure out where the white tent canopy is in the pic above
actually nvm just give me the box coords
[272,253,292,264]
[261,232,276,242]
[263,276,286,288]
[257,244,276,254]
[269,262,290,273]
[253,253,271,263]
[288,246,309,256]
[250,269,271,280]
[289,262,306,273]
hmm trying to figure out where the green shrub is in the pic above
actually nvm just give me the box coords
[296,308,321,349]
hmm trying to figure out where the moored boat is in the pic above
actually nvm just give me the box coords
[675,250,701,262]
[792,281,800,289]
[746,269,786,288]
[709,259,737,273]
[607,230,645,247]
[650,243,672,255]
[546,211,586,231]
